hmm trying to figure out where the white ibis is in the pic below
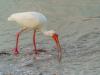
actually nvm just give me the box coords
[8,12,62,62]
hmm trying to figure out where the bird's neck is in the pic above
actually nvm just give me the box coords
[42,29,55,36]
[42,30,49,36]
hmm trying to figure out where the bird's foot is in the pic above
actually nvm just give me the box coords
[33,49,48,59]
[33,49,51,62]
[34,49,47,55]
[12,48,19,56]
[37,49,47,53]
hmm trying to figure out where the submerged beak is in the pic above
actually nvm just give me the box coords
[52,33,62,62]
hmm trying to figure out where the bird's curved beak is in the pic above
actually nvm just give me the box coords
[52,33,62,62]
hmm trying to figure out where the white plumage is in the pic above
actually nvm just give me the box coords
[8,12,47,31]
[8,11,62,62]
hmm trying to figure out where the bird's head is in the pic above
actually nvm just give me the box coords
[44,30,61,45]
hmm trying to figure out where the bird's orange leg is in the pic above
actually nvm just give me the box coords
[33,30,47,54]
[33,30,39,55]
[12,28,26,55]
[33,30,50,61]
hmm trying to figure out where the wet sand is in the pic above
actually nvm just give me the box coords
[0,0,100,75]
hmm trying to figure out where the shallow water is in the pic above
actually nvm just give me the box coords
[0,0,100,75]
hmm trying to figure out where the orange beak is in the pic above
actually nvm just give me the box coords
[52,33,62,62]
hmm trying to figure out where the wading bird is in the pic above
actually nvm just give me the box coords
[8,12,62,62]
